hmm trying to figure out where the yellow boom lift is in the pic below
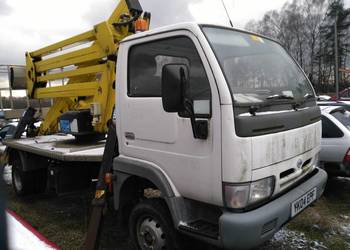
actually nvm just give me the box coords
[22,0,150,139]
[8,1,150,248]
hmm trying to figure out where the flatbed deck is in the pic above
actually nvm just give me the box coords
[4,134,104,162]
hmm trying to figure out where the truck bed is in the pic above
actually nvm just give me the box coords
[4,134,104,162]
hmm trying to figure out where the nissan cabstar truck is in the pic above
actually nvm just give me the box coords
[110,23,327,250]
[4,1,327,249]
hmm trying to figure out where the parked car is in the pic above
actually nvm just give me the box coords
[0,124,16,141]
[330,87,350,104]
[320,105,350,176]
[0,123,16,155]
[317,95,331,101]
[318,101,350,111]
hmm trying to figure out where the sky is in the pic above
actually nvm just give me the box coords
[0,0,290,66]
[0,0,349,91]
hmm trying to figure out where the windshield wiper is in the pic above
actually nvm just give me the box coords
[247,94,294,116]
[292,93,315,110]
[248,102,273,116]
[304,93,314,99]
[248,94,311,116]
[266,94,294,100]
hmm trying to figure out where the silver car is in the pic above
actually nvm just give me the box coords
[320,105,350,176]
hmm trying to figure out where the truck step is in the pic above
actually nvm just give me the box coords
[179,220,219,239]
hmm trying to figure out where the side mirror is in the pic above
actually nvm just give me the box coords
[161,64,188,113]
[161,64,208,140]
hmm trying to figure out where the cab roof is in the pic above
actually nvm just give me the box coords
[121,22,277,44]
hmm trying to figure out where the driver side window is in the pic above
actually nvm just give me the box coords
[128,36,211,117]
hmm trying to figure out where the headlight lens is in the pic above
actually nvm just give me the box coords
[224,176,275,209]
[224,184,250,209]
[249,177,274,204]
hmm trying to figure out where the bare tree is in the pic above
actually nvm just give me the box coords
[244,0,348,93]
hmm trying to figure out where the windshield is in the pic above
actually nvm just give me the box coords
[202,27,315,106]
[331,109,350,130]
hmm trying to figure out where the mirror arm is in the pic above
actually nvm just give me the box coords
[184,99,208,140]
[184,99,198,138]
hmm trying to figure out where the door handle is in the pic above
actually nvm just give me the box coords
[125,132,135,140]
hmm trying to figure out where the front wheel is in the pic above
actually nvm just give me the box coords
[129,199,182,250]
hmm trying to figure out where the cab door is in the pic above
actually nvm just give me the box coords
[117,30,222,205]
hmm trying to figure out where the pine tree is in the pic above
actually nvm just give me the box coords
[318,0,350,90]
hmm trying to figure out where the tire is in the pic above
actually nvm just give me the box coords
[11,155,47,196]
[129,198,182,250]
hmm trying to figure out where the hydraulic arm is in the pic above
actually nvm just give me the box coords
[25,0,150,138]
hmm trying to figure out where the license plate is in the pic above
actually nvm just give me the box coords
[291,188,317,217]
[60,120,71,133]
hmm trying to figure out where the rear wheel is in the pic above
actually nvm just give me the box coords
[11,154,47,196]
[12,159,31,196]
[129,199,182,250]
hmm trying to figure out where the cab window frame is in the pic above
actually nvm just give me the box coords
[127,34,212,118]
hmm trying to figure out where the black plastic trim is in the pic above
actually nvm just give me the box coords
[234,106,321,137]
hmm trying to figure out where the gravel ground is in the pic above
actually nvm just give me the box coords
[3,165,350,250]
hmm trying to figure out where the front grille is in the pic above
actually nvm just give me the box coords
[302,158,312,169]
[280,168,295,179]
[279,157,314,189]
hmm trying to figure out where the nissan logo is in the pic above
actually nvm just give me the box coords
[297,159,303,169]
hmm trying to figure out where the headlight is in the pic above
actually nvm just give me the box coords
[223,176,275,209]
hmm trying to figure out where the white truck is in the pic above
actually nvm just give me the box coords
[5,22,327,250]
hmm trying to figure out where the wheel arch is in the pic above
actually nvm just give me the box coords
[113,157,184,227]
[8,149,26,170]
[8,149,48,172]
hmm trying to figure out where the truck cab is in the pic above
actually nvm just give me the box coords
[113,22,327,249]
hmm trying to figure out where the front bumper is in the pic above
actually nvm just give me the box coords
[219,168,327,250]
